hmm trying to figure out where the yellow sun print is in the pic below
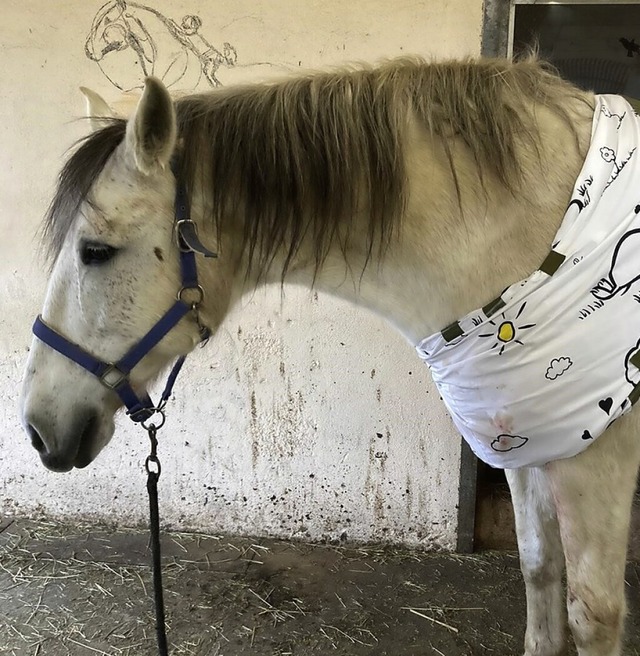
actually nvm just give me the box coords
[498,321,515,342]
[479,301,535,355]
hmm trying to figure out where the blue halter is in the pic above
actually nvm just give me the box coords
[32,165,216,423]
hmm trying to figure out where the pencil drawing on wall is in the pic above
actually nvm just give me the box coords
[85,0,238,91]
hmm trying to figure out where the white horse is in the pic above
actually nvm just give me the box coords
[20,57,640,655]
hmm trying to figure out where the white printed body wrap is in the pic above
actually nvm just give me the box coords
[416,95,640,468]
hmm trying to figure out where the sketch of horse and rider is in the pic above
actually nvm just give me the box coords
[84,0,238,91]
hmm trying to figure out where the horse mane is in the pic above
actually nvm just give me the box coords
[44,56,588,275]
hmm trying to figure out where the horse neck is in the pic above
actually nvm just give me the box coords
[212,98,594,345]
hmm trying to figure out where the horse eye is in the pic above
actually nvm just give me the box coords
[80,242,118,266]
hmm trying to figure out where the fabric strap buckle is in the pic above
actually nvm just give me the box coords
[100,364,128,390]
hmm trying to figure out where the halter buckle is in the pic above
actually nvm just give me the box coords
[100,364,128,390]
[175,219,197,253]
[175,219,218,258]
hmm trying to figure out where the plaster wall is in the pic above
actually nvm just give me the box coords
[0,0,482,549]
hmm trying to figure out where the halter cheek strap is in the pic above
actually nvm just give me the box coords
[32,167,217,423]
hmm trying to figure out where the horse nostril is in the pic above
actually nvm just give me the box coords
[27,424,47,454]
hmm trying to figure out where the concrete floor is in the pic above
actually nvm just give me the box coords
[0,518,639,656]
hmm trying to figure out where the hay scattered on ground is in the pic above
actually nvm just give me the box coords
[1,519,638,656]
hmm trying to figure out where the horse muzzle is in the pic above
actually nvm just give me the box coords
[25,410,102,472]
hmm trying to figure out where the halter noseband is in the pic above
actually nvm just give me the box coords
[32,163,216,423]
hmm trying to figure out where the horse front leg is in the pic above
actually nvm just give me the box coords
[506,467,568,656]
[545,415,640,656]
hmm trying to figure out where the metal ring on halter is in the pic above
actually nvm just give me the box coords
[141,408,166,431]
[177,285,205,306]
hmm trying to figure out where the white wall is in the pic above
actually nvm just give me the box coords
[0,0,482,549]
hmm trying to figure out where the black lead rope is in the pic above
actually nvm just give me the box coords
[145,425,169,656]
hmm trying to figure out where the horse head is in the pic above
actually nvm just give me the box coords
[20,77,232,471]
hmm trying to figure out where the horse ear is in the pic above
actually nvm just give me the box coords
[125,77,176,174]
[80,86,114,132]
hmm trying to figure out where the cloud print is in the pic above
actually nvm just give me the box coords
[545,357,573,380]
[491,434,529,452]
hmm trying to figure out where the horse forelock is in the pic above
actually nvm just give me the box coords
[42,119,127,264]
